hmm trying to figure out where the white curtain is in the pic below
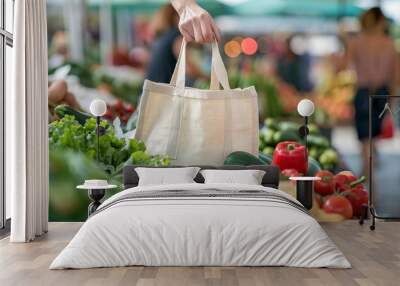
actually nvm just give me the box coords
[7,0,49,242]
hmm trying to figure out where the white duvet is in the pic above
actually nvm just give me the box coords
[50,183,351,269]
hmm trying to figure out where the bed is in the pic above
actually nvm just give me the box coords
[50,165,350,269]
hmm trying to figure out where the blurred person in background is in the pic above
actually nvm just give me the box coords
[276,35,313,93]
[48,31,69,69]
[339,7,397,177]
[146,0,220,84]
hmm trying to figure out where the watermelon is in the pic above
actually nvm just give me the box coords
[55,105,93,125]
[224,151,266,166]
[258,152,273,164]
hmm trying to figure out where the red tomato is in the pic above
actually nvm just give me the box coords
[347,175,357,182]
[334,174,347,192]
[121,114,129,123]
[125,104,134,113]
[335,174,356,193]
[114,100,123,111]
[346,187,368,217]
[323,195,353,219]
[314,170,335,196]
[104,107,113,119]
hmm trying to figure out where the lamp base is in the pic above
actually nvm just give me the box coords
[296,180,314,210]
[88,189,105,216]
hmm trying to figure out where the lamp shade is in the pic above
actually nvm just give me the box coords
[90,99,107,117]
[297,99,315,117]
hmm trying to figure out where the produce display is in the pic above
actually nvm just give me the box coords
[275,70,355,124]
[49,114,169,221]
[103,99,135,124]
[224,150,321,177]
[316,70,356,123]
[47,61,355,222]
[198,69,348,127]
[223,150,366,221]
[94,72,142,106]
[276,81,301,114]
[49,115,169,177]
[55,103,136,130]
[259,118,339,171]
[49,61,142,106]
[314,170,368,220]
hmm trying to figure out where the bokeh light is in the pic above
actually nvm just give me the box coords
[241,37,258,55]
[224,40,241,58]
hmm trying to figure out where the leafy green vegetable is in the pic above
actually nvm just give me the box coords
[129,139,146,153]
[49,115,170,176]
[49,148,112,222]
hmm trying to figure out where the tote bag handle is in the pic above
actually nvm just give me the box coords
[170,39,231,90]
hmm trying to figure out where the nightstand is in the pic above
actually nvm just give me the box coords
[289,177,321,210]
[77,180,117,216]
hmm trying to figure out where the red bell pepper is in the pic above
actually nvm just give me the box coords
[272,141,308,175]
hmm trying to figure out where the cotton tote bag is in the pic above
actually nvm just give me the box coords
[135,40,259,165]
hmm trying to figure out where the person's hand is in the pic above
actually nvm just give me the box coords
[173,1,221,43]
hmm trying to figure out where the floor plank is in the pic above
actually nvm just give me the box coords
[0,221,399,286]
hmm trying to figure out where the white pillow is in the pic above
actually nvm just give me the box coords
[200,169,266,185]
[135,167,200,186]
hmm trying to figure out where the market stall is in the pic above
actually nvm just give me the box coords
[46,0,399,222]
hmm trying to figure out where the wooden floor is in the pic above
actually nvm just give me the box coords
[0,221,399,286]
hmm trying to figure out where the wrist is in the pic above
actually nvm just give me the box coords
[172,0,196,15]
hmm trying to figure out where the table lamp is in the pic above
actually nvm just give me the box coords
[291,99,316,209]
[297,99,315,151]
[90,99,107,161]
